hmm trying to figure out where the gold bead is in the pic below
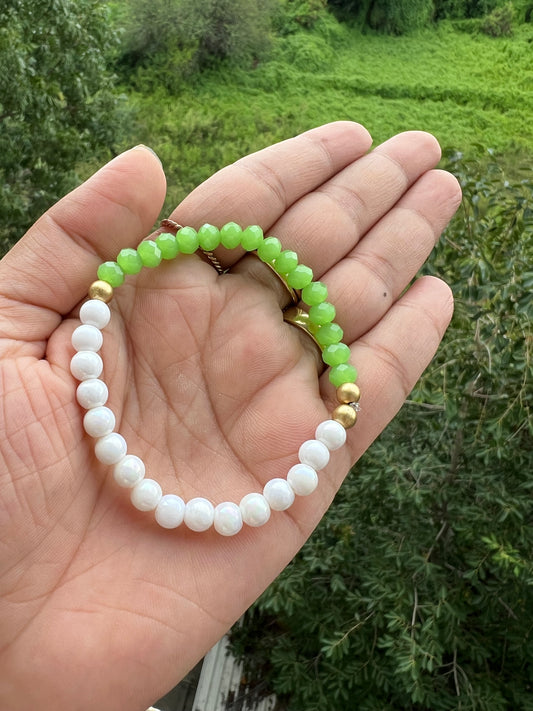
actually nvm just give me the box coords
[336,382,360,405]
[88,280,114,303]
[332,404,358,429]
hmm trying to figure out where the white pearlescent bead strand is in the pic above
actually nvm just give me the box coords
[214,502,243,537]
[240,493,271,527]
[263,478,295,511]
[71,301,351,536]
[156,494,186,529]
[79,298,111,329]
[71,324,103,352]
[76,378,109,409]
[315,419,347,451]
[184,497,215,532]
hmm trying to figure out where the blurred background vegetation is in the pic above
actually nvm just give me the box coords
[1,0,532,708]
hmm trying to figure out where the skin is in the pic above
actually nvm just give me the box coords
[0,122,461,711]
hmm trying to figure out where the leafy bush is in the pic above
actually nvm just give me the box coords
[434,0,502,19]
[273,0,328,34]
[276,31,336,71]
[481,1,515,35]
[366,0,435,33]
[121,0,276,90]
[0,0,122,253]
[230,154,533,710]
[327,0,435,32]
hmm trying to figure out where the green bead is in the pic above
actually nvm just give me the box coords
[286,264,313,289]
[302,281,328,306]
[309,301,336,325]
[274,249,298,275]
[198,224,220,251]
[156,232,179,260]
[316,322,344,347]
[137,240,162,268]
[308,320,321,335]
[176,226,199,254]
[116,248,143,275]
[322,342,351,367]
[97,261,124,287]
[220,222,242,249]
[329,363,358,387]
[257,236,282,262]
[241,225,264,251]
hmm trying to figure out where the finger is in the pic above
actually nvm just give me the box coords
[322,276,454,467]
[0,147,166,358]
[227,253,299,310]
[283,317,325,374]
[225,131,444,312]
[319,168,462,343]
[167,121,373,265]
[269,131,443,272]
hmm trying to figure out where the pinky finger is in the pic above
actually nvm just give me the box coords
[325,276,454,464]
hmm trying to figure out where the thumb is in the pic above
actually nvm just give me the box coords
[0,146,166,358]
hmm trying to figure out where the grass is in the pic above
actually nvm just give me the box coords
[114,16,533,214]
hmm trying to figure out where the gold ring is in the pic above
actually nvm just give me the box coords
[245,252,301,307]
[283,306,323,353]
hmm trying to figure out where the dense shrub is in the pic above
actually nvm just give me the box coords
[121,0,276,90]
[0,0,122,253]
[366,0,435,33]
[329,0,509,25]
[481,1,515,34]
[327,0,435,31]
[434,0,502,18]
[273,0,328,34]
[231,154,533,710]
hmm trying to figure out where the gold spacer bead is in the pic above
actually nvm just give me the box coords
[88,280,114,303]
[336,382,361,405]
[332,404,357,429]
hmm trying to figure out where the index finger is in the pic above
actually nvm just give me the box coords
[167,121,373,262]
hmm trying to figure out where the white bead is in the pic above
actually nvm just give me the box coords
[94,433,127,465]
[214,502,243,536]
[184,497,215,532]
[298,439,330,470]
[263,478,295,511]
[71,324,103,352]
[315,419,347,451]
[113,454,145,488]
[287,463,318,496]
[83,406,115,438]
[240,493,271,527]
[76,378,108,409]
[80,299,111,329]
[131,478,162,512]
[155,494,186,529]
[70,351,103,381]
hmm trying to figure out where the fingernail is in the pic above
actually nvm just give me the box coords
[133,144,162,165]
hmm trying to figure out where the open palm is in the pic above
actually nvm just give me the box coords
[0,123,461,711]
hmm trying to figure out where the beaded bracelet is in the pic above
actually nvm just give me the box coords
[70,222,360,536]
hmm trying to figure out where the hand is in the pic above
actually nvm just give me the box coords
[0,123,461,711]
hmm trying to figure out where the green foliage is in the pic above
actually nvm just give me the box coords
[366,0,435,34]
[434,0,502,18]
[273,0,328,34]
[326,0,435,31]
[328,0,511,27]
[127,19,533,216]
[121,0,276,90]
[481,1,515,34]
[0,0,122,253]
[231,155,533,708]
